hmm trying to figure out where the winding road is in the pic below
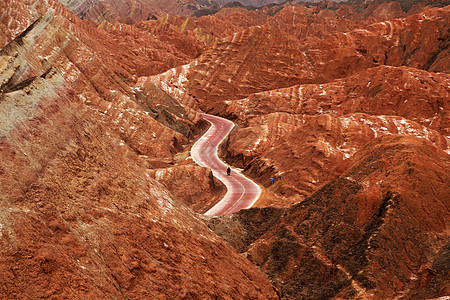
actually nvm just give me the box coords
[191,114,261,216]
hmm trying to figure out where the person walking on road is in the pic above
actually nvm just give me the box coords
[227,166,231,176]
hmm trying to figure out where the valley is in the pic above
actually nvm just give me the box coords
[0,0,448,298]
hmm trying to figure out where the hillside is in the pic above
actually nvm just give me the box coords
[1,0,449,298]
[55,0,219,23]
[0,0,280,298]
[210,135,450,298]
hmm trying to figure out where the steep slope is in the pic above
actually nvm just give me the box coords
[223,66,450,134]
[137,23,313,108]
[215,0,286,6]
[56,0,219,23]
[0,1,280,298]
[210,135,450,299]
[223,111,448,206]
[100,21,202,77]
[302,6,449,74]
[345,0,450,13]
[0,0,65,49]
[137,6,449,113]
[135,9,268,48]
[0,0,205,78]
[0,74,277,298]
[147,165,226,213]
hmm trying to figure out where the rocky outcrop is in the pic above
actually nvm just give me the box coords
[211,135,450,299]
[223,111,448,206]
[56,0,219,23]
[133,15,208,60]
[147,165,226,213]
[223,66,450,135]
[0,0,204,79]
[215,0,286,7]
[56,0,162,24]
[137,23,312,109]
[216,64,449,206]
[346,0,449,13]
[137,6,449,113]
[0,1,280,298]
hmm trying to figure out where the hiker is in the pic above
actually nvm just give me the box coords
[227,166,231,176]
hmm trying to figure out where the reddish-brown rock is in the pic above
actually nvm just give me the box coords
[215,0,286,6]
[223,112,448,206]
[137,6,449,113]
[210,135,450,299]
[0,1,280,298]
[0,0,204,79]
[2,0,449,298]
[223,66,450,135]
[55,0,218,24]
[147,165,226,213]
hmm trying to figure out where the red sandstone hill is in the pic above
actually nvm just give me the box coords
[0,0,207,78]
[137,6,449,113]
[0,0,280,298]
[222,66,449,133]
[209,135,450,299]
[223,110,448,206]
[215,0,287,6]
[55,0,219,24]
[2,0,450,298]
[346,0,450,13]
[134,5,449,209]
[130,6,449,298]
[215,65,449,206]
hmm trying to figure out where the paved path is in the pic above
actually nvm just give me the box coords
[191,114,261,216]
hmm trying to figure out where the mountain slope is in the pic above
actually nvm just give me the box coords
[137,6,449,113]
[210,135,450,299]
[56,0,219,23]
[0,1,280,298]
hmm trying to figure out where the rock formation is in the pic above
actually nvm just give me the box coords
[222,111,448,206]
[210,135,450,299]
[222,66,449,133]
[2,0,449,298]
[147,165,226,213]
[215,0,287,7]
[137,6,449,112]
[55,0,219,24]
[0,0,280,298]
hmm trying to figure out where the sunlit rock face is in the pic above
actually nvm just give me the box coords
[215,0,287,7]
[135,5,449,208]
[137,6,449,113]
[134,5,449,298]
[218,65,448,205]
[210,135,450,299]
[0,1,280,298]
[1,0,449,298]
[55,0,219,23]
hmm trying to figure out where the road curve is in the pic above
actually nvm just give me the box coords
[191,114,261,216]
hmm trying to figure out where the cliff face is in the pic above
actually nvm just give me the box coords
[0,1,280,298]
[210,135,450,299]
